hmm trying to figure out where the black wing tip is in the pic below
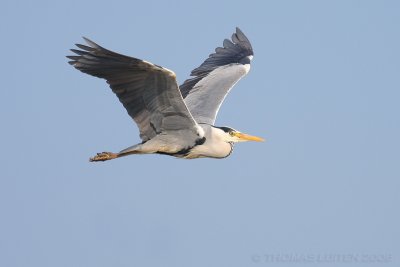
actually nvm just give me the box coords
[82,36,93,44]
[229,26,254,55]
[189,27,253,75]
[67,37,104,67]
[235,27,247,38]
[80,36,104,50]
[233,27,253,52]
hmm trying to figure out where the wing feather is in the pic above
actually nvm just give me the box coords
[68,38,199,142]
[179,27,254,125]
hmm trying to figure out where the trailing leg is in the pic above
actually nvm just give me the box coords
[89,152,119,162]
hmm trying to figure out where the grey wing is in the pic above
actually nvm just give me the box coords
[67,38,200,142]
[180,27,254,125]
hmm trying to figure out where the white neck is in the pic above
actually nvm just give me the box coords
[184,126,234,159]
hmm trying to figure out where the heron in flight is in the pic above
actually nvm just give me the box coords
[67,27,263,161]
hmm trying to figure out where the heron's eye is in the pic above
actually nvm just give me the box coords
[229,131,235,137]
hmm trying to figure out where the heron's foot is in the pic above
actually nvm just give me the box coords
[89,152,118,162]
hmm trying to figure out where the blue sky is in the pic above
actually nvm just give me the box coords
[1,1,399,267]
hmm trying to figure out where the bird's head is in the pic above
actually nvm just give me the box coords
[217,126,264,143]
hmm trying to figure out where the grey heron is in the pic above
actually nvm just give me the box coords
[67,27,264,161]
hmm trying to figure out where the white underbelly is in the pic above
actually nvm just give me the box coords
[184,141,233,159]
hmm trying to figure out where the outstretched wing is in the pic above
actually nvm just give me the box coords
[180,27,254,125]
[67,38,199,142]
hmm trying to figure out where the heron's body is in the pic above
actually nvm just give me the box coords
[67,27,263,161]
[119,124,233,159]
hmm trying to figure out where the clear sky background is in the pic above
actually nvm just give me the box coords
[1,1,399,267]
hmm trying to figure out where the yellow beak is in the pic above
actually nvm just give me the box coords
[234,132,265,142]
